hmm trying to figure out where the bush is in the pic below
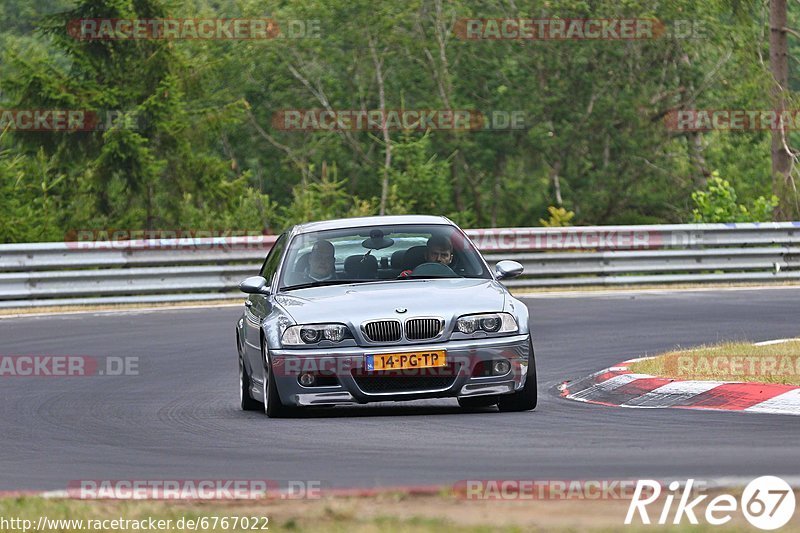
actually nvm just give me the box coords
[690,172,778,223]
[539,206,575,227]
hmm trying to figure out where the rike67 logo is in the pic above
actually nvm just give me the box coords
[626,477,795,530]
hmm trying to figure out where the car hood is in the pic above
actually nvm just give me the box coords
[275,278,507,324]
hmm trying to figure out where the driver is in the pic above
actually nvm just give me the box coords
[399,235,453,277]
[424,234,453,266]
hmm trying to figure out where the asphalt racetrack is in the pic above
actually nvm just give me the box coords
[1,287,799,491]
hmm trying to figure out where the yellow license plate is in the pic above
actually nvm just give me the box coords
[366,350,446,371]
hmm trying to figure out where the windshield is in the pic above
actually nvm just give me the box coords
[279,224,491,290]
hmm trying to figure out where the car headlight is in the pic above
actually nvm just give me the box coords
[456,313,518,334]
[282,324,351,346]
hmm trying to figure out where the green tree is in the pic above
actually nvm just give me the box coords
[277,163,376,228]
[2,0,253,234]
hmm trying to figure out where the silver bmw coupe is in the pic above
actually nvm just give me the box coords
[235,215,536,417]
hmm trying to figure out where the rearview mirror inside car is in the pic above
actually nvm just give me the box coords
[361,228,395,250]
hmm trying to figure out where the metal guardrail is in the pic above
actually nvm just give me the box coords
[0,223,798,308]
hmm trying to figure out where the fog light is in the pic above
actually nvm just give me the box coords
[492,360,511,375]
[299,373,316,386]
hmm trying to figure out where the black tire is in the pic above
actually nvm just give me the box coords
[457,395,499,410]
[262,341,295,418]
[239,347,262,411]
[497,342,537,413]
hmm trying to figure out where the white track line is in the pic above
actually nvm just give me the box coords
[753,338,799,346]
[0,302,241,320]
[518,284,800,299]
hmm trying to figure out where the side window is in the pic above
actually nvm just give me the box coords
[259,233,287,287]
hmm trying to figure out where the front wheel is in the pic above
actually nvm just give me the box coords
[497,343,537,413]
[262,341,295,418]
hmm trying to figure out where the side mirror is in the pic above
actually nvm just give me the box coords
[239,276,270,295]
[495,260,524,280]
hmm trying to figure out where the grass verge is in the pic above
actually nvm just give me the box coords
[0,300,239,317]
[629,340,800,385]
[0,490,791,532]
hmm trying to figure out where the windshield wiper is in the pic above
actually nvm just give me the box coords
[281,279,372,291]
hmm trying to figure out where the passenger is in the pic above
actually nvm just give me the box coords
[303,240,337,282]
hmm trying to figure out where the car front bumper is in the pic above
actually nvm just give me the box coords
[269,334,532,407]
